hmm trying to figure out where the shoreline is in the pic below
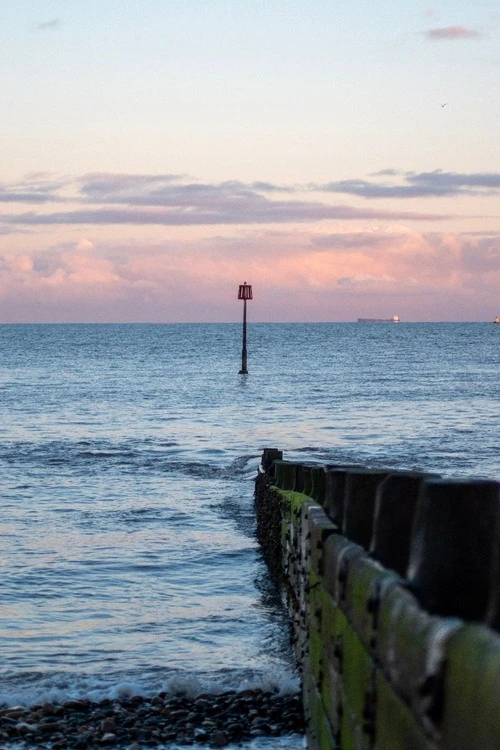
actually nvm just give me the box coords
[0,689,305,748]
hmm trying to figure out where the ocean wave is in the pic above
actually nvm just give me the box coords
[0,667,301,709]
[0,439,258,480]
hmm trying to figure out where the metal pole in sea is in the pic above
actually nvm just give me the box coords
[237,282,252,374]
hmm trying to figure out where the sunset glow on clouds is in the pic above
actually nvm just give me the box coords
[1,172,498,322]
[1,2,499,321]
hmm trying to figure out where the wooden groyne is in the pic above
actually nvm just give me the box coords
[254,449,500,750]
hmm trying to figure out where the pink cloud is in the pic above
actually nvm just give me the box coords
[0,229,498,322]
[0,171,498,322]
[425,25,483,40]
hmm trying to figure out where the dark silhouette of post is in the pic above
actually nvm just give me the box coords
[238,282,252,374]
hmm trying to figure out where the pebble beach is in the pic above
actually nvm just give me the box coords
[0,689,305,749]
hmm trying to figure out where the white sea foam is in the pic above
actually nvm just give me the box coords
[0,667,301,708]
[3,739,306,750]
[163,669,300,698]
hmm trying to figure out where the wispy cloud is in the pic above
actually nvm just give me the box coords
[317,171,500,198]
[79,173,185,200]
[0,189,59,204]
[310,232,400,250]
[3,203,444,227]
[1,170,498,233]
[0,173,449,227]
[0,174,68,204]
[35,19,63,31]
[425,25,483,40]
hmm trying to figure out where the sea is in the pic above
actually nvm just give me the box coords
[0,322,499,749]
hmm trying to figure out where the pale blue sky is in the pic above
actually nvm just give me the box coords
[2,1,498,180]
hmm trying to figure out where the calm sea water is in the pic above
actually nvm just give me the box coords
[0,323,499,746]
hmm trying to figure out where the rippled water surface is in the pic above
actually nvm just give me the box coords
[0,323,498,745]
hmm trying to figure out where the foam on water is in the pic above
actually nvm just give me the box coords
[3,738,306,750]
[0,668,301,708]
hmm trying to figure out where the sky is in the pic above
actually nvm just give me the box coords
[1,1,499,322]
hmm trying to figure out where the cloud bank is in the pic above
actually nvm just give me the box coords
[0,170,498,322]
[0,228,498,323]
[4,169,500,229]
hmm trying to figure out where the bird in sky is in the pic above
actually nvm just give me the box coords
[439,103,448,107]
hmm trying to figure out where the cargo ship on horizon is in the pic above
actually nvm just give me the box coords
[357,315,400,323]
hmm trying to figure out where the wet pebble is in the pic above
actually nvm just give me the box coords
[0,689,305,748]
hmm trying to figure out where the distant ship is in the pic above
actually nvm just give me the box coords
[494,316,500,324]
[357,315,400,323]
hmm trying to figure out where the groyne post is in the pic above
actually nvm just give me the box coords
[407,478,500,620]
[255,449,500,749]
[369,472,434,576]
